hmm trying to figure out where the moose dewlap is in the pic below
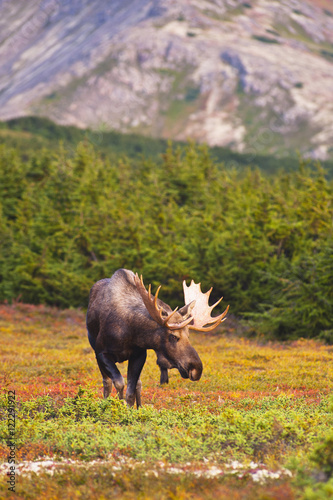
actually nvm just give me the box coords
[87,269,229,407]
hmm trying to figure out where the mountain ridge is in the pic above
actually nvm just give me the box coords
[1,0,333,159]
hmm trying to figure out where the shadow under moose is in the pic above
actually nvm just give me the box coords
[87,269,229,408]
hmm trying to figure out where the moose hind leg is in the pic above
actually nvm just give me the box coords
[95,362,113,399]
[96,352,125,400]
[126,350,147,408]
[135,379,142,408]
[103,378,113,399]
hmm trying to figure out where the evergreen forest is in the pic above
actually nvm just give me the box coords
[0,118,332,341]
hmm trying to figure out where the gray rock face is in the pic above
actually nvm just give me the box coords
[0,0,333,158]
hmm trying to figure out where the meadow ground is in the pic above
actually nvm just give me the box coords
[0,303,333,499]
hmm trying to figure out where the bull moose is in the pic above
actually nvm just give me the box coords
[87,269,229,407]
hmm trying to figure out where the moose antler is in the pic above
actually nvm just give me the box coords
[183,280,229,332]
[134,274,194,331]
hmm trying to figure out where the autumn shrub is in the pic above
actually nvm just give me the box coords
[1,389,332,463]
[299,401,333,499]
[311,432,333,480]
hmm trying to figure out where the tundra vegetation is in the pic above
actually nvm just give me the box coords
[0,303,333,499]
[0,125,333,498]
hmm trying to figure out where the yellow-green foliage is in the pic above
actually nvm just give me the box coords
[0,141,332,339]
[0,304,333,498]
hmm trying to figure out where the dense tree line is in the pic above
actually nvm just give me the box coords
[0,142,332,341]
[3,116,333,176]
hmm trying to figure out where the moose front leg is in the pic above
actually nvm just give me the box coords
[96,352,125,400]
[135,379,142,408]
[126,350,147,408]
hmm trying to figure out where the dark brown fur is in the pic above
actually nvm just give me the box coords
[87,269,203,407]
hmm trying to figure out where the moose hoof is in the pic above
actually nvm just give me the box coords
[126,394,136,407]
[103,379,113,399]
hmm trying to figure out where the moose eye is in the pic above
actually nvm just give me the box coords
[169,334,179,343]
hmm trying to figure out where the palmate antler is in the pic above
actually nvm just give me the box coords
[183,280,229,332]
[134,273,229,332]
[134,274,194,331]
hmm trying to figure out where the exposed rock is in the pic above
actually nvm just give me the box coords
[0,0,332,158]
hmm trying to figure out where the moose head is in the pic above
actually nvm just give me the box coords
[134,273,229,384]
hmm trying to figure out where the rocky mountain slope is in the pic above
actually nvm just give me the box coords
[1,0,333,159]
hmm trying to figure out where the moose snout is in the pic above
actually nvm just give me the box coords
[177,360,202,380]
[185,347,203,381]
[189,366,202,381]
[186,350,203,381]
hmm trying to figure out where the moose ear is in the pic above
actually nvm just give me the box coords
[178,300,196,320]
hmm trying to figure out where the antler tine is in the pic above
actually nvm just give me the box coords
[150,283,164,323]
[153,285,162,308]
[164,306,180,327]
[209,297,223,314]
[212,304,229,325]
[167,314,193,331]
[190,305,229,331]
[190,312,228,332]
